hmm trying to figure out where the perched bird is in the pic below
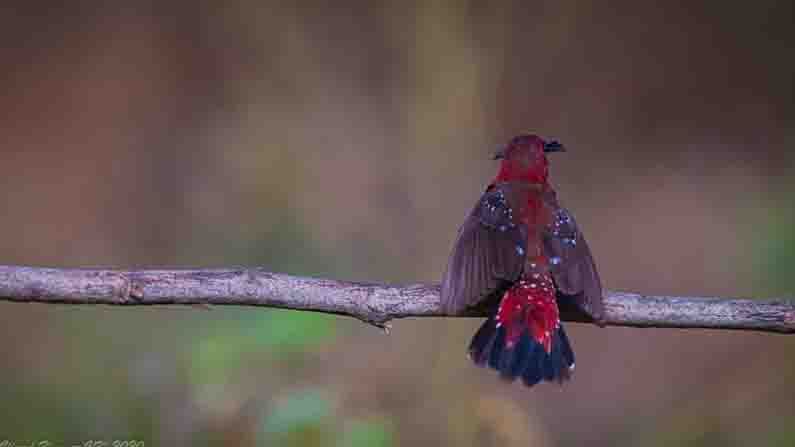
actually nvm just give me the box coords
[440,134,604,387]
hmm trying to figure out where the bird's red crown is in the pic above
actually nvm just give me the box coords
[494,134,565,184]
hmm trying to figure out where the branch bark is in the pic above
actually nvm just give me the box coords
[1,265,793,333]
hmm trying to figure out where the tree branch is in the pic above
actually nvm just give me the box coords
[1,265,793,333]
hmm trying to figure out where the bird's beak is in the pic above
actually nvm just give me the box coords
[543,140,566,153]
[493,146,506,160]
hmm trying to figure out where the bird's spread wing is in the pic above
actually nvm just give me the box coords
[440,183,528,314]
[542,190,605,322]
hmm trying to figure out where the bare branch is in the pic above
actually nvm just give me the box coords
[1,265,793,333]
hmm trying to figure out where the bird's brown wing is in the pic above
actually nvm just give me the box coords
[440,183,528,314]
[542,190,605,323]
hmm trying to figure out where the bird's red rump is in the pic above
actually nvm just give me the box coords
[496,275,560,353]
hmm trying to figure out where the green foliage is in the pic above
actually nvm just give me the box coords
[757,204,795,293]
[766,426,795,447]
[189,310,336,386]
[339,419,394,447]
[262,388,334,438]
[258,388,395,447]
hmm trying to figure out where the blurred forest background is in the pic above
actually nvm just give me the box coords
[1,1,794,446]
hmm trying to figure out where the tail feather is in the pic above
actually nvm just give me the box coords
[544,333,564,381]
[521,342,546,387]
[469,316,499,366]
[487,327,506,370]
[468,316,575,387]
[545,326,574,382]
[500,331,530,379]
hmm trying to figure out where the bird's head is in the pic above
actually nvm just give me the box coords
[493,134,565,184]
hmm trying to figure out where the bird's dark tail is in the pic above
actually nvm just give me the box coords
[468,314,575,387]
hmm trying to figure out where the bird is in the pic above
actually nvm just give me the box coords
[440,134,604,387]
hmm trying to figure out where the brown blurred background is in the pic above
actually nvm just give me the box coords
[1,1,794,446]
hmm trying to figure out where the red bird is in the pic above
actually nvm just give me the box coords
[441,134,604,386]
